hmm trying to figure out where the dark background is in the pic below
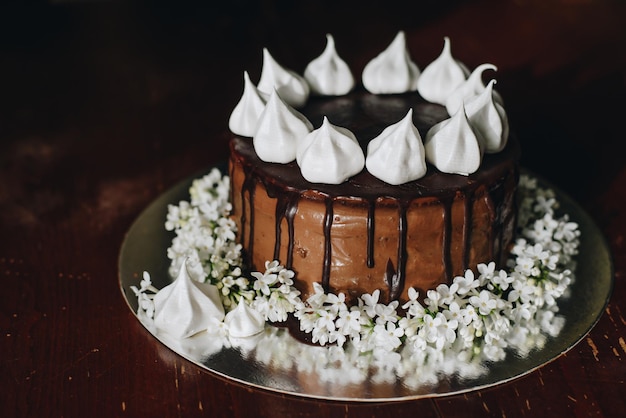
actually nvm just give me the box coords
[1,1,625,417]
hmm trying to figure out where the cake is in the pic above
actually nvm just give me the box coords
[228,32,519,304]
[132,32,580,374]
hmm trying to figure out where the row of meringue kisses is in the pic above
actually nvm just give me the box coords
[228,31,509,185]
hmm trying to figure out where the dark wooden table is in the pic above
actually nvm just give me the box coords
[1,1,625,416]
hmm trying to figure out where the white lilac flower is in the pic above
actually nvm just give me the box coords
[435,282,459,305]
[374,301,400,325]
[525,213,558,243]
[519,174,537,189]
[373,322,404,351]
[130,271,160,319]
[316,309,337,333]
[402,288,426,318]
[534,193,556,215]
[408,331,428,352]
[554,217,580,242]
[336,309,363,336]
[277,268,295,285]
[457,323,477,348]
[491,269,514,292]
[220,277,235,295]
[469,290,498,316]
[508,273,535,303]
[214,218,237,241]
[331,330,347,348]
[266,292,295,323]
[463,304,479,325]
[137,293,155,319]
[438,316,459,348]
[139,271,158,293]
[251,269,278,296]
[398,316,421,338]
[307,282,329,309]
[423,312,456,350]
[514,254,537,277]
[508,302,533,323]
[424,289,442,312]
[325,292,347,315]
[360,289,381,319]
[296,310,318,334]
[443,301,468,325]
[312,326,331,346]
[453,269,480,295]
[487,313,510,338]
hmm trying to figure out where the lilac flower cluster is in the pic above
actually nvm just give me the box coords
[138,171,579,366]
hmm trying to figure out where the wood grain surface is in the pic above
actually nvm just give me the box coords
[1,0,625,417]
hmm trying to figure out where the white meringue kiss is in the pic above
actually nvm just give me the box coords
[153,260,225,339]
[465,80,509,153]
[445,63,501,115]
[257,48,310,108]
[424,105,483,176]
[224,297,266,338]
[304,34,355,96]
[366,109,427,184]
[228,71,267,137]
[297,117,364,184]
[253,90,313,163]
[362,31,420,94]
[417,37,469,105]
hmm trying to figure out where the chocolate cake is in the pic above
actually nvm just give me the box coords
[226,32,519,304]
[229,89,519,303]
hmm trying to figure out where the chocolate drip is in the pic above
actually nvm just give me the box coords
[486,179,504,261]
[272,193,299,268]
[462,191,475,271]
[273,197,286,262]
[483,191,497,261]
[240,165,257,269]
[395,200,409,298]
[384,259,399,303]
[366,200,376,268]
[322,197,334,291]
[228,162,235,212]
[441,197,453,280]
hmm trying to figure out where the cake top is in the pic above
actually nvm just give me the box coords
[231,89,520,202]
[229,32,511,185]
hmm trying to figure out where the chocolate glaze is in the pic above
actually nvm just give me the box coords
[395,199,409,301]
[240,163,256,267]
[322,198,333,292]
[229,88,520,302]
[462,190,475,271]
[441,197,453,281]
[268,187,298,268]
[366,200,375,268]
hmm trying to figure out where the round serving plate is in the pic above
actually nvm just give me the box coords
[118,166,613,402]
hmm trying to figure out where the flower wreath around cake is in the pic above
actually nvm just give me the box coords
[133,169,579,366]
[132,33,580,374]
